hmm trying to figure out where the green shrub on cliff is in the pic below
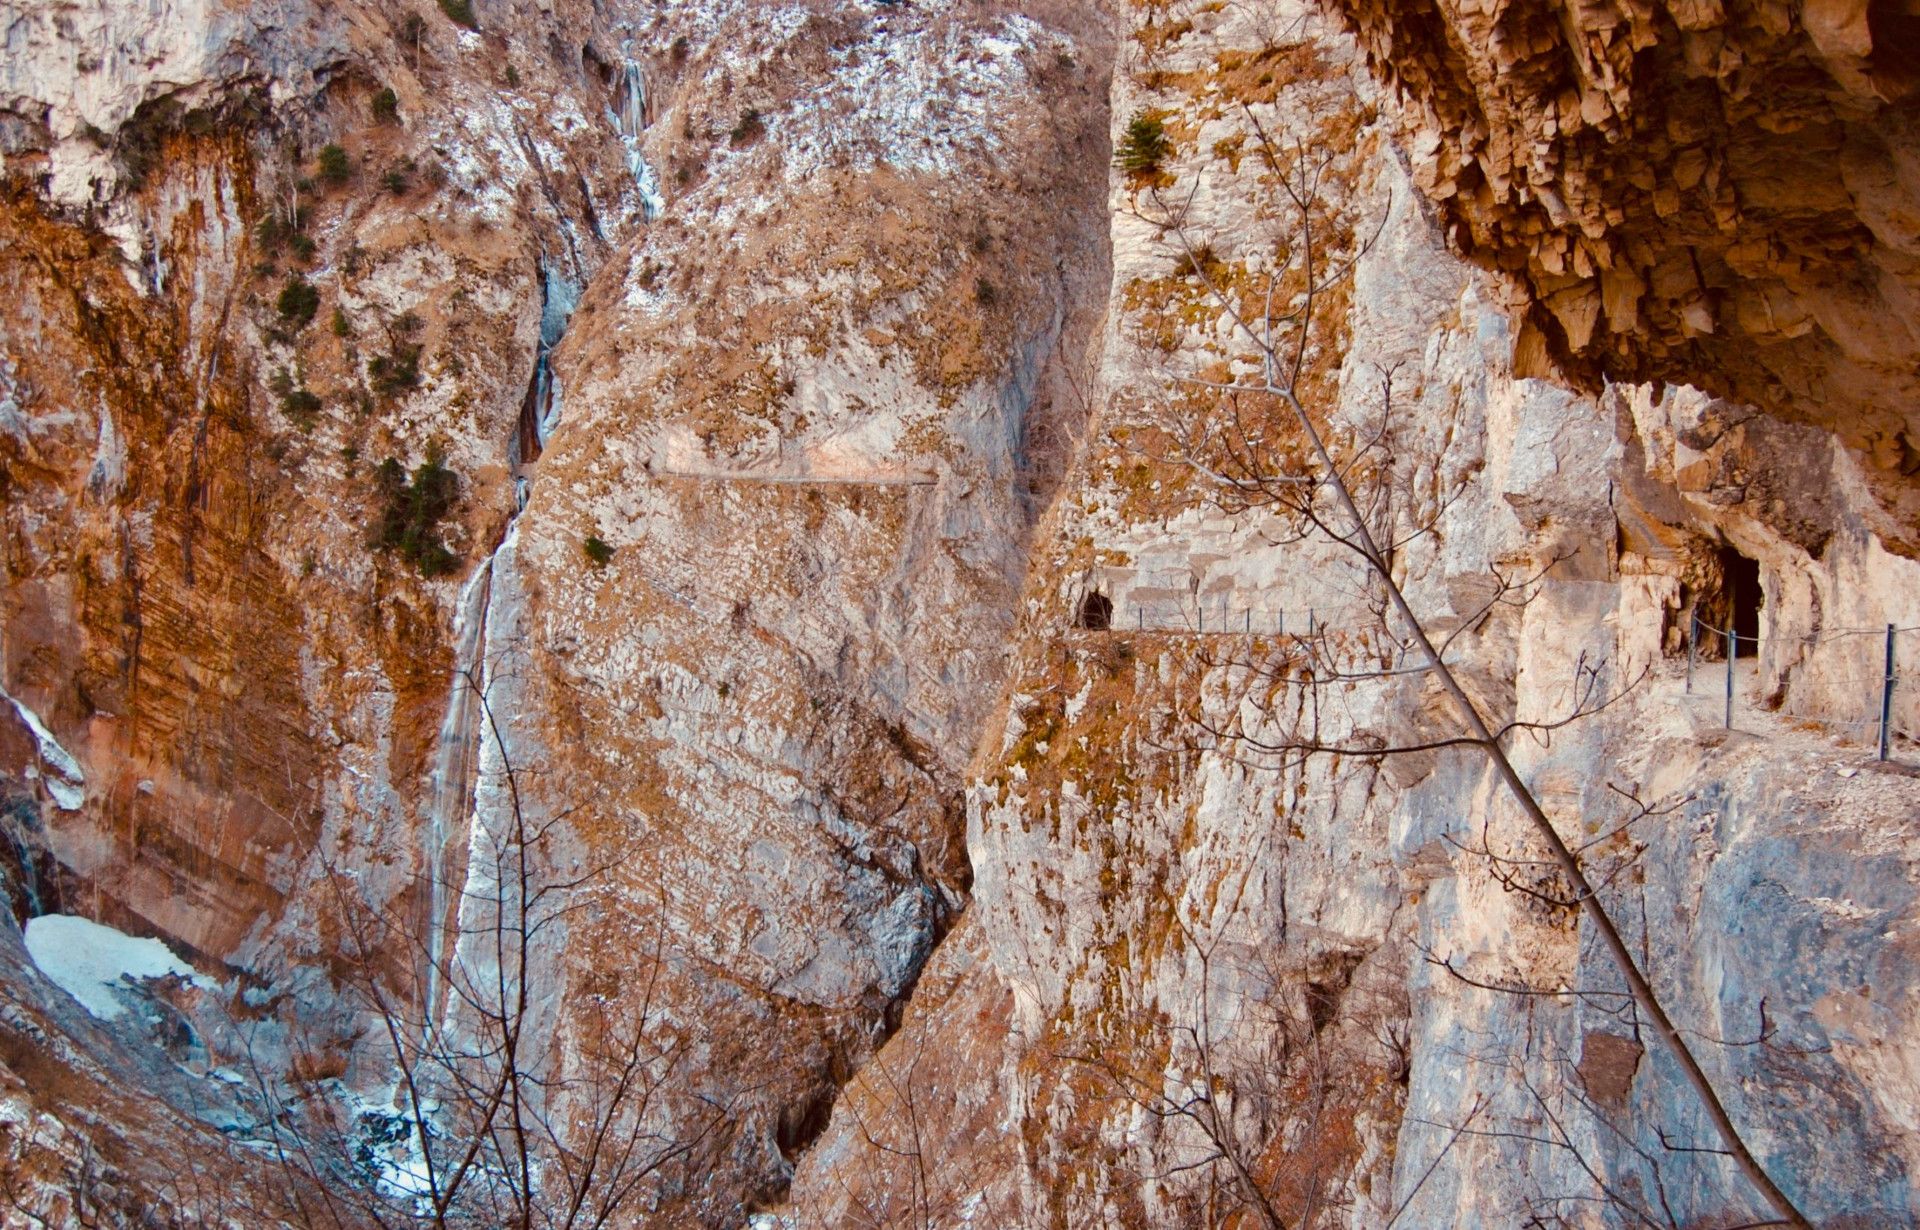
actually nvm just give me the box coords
[270,368,323,431]
[371,87,400,125]
[317,143,351,187]
[370,451,460,577]
[369,343,422,397]
[1115,110,1171,176]
[277,277,320,328]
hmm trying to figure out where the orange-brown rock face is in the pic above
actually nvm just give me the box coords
[0,158,333,961]
[7,0,1920,1224]
[1328,0,1920,537]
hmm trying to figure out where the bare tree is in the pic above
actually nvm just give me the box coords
[232,656,730,1230]
[1121,101,1810,1228]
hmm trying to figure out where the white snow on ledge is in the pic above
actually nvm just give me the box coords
[1,687,85,810]
[23,915,207,1021]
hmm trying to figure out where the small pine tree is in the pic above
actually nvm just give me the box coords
[281,388,322,431]
[368,343,422,397]
[277,277,320,328]
[583,535,614,567]
[270,367,322,430]
[1115,110,1171,176]
[436,0,476,28]
[317,143,351,186]
[371,87,400,125]
[370,451,461,577]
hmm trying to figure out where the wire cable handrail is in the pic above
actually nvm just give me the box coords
[1683,613,1904,758]
[1074,599,1909,762]
[1687,618,1920,643]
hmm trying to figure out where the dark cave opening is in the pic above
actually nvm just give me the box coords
[1720,544,1763,658]
[1075,590,1113,631]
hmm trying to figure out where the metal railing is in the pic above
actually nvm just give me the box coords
[1685,614,1912,759]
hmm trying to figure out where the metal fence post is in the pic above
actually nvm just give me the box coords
[1724,627,1735,729]
[1687,611,1697,694]
[1198,605,1204,634]
[1309,608,1316,635]
[1278,610,1285,637]
[1245,608,1251,634]
[1881,623,1897,762]
[1137,606,1143,632]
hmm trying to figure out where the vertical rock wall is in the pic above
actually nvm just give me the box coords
[785,1,1920,1226]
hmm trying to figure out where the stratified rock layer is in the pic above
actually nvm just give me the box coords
[785,3,1920,1226]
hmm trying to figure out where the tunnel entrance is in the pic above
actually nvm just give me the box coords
[1076,590,1113,631]
[1719,545,1762,657]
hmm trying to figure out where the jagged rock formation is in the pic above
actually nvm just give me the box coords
[1326,0,1920,538]
[0,0,1917,1225]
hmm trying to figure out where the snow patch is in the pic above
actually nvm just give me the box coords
[23,914,206,1020]
[334,1083,437,1200]
[87,406,125,501]
[774,14,1051,181]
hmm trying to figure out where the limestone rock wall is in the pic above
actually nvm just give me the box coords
[0,0,1118,1220]
[484,0,1117,1205]
[2,0,1918,1224]
[784,2,1920,1226]
[1323,0,1920,540]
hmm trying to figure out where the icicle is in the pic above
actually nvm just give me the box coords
[424,254,577,1016]
[1,688,85,811]
[538,371,564,447]
[607,47,666,221]
[421,556,495,1018]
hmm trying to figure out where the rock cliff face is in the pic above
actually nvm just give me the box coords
[785,2,1920,1226]
[0,0,1917,1225]
[1324,0,1920,538]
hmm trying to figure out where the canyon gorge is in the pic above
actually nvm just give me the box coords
[0,0,1917,1225]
